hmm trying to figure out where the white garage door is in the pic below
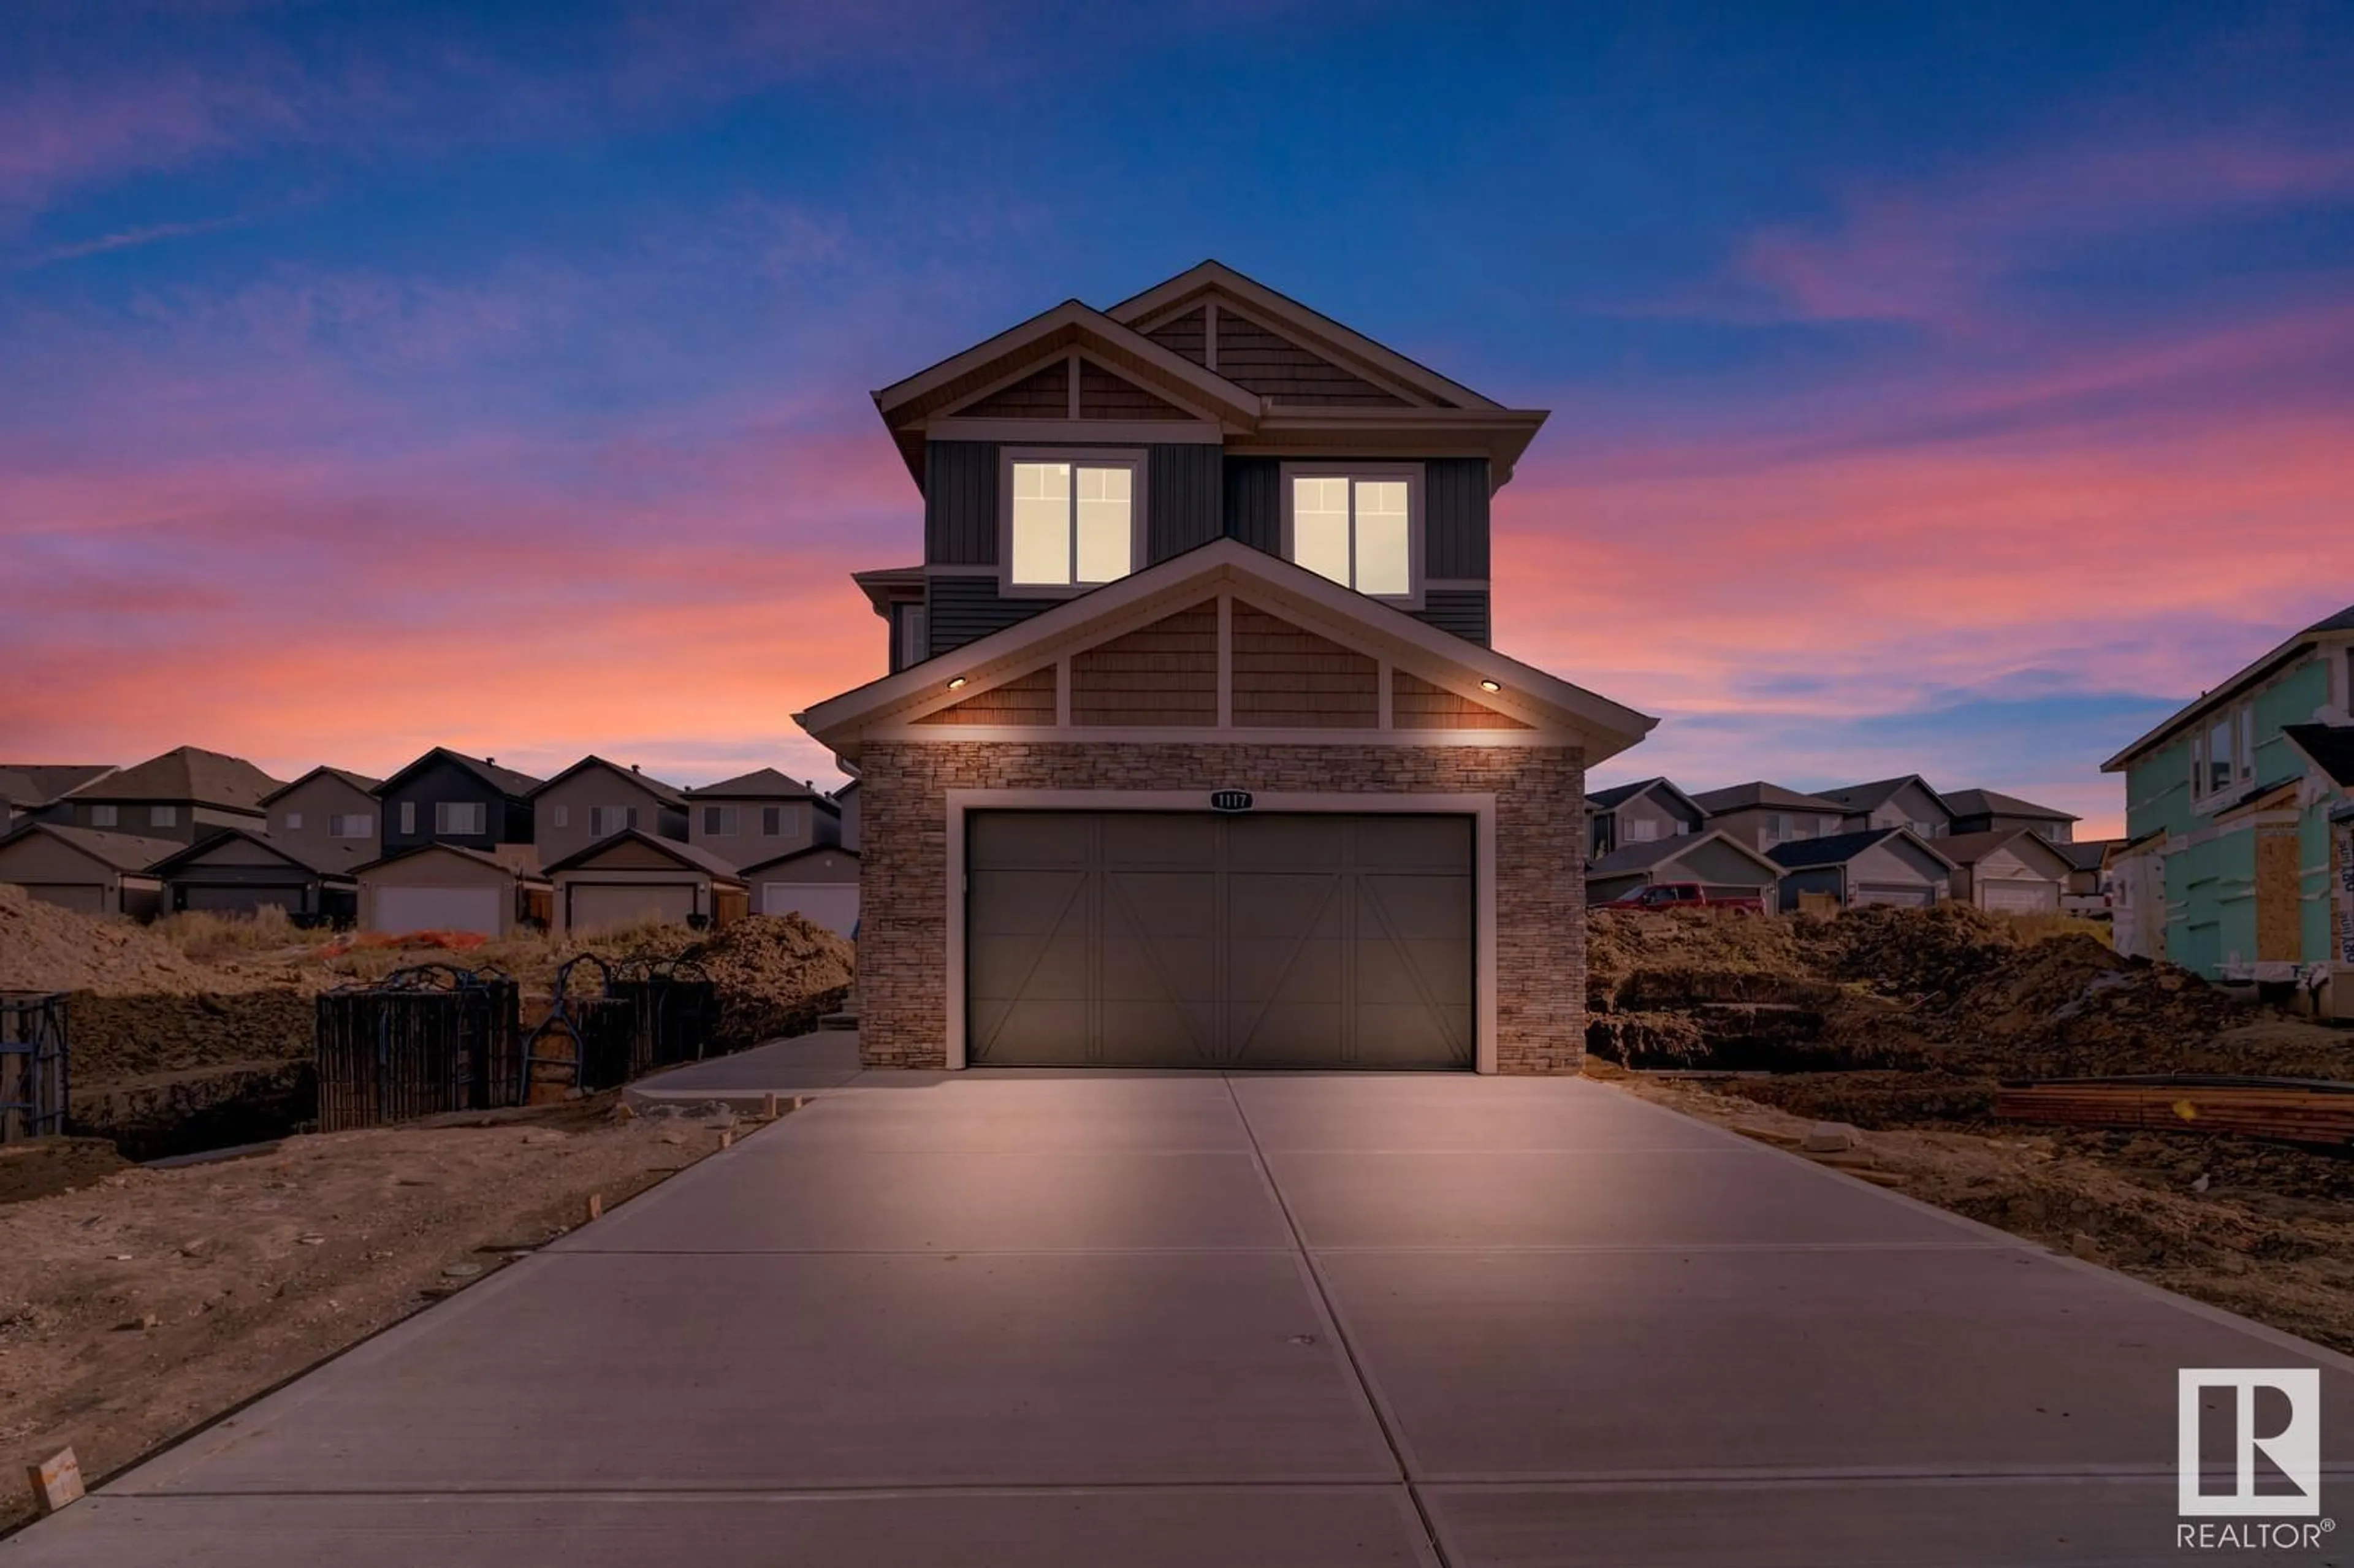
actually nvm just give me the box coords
[1853,882,1933,908]
[760,883,859,937]
[373,885,502,937]
[1979,878,2057,915]
[23,883,105,916]
[568,882,696,932]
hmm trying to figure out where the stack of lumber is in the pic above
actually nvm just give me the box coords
[1994,1075,2354,1147]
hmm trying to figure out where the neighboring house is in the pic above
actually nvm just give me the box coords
[46,745,281,846]
[1817,776,1955,840]
[0,764,115,835]
[1937,829,2073,915]
[1689,782,1849,851]
[529,756,690,866]
[1584,830,1781,907]
[1585,777,1705,858]
[797,261,1656,1074]
[0,822,174,918]
[1943,788,2079,842]
[1766,828,1954,911]
[2054,839,2120,916]
[356,843,551,937]
[2101,603,2353,1013]
[832,777,861,852]
[376,749,542,858]
[741,844,861,936]
[151,830,358,922]
[543,830,747,937]
[259,767,384,873]
[685,769,840,870]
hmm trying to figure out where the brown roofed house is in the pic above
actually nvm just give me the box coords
[45,745,282,847]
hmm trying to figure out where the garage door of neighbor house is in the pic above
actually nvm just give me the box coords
[183,883,299,916]
[967,811,1474,1070]
[1853,883,1933,908]
[1979,878,2057,915]
[375,885,503,937]
[760,883,860,937]
[22,884,104,916]
[568,883,695,932]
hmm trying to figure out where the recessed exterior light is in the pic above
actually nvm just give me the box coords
[947,677,968,690]
[1479,679,1501,693]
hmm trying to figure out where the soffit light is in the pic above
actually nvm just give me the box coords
[1479,680,1501,693]
[947,677,968,690]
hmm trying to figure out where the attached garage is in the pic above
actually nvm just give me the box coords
[151,829,357,922]
[1768,826,1954,912]
[0,822,173,921]
[544,829,747,938]
[966,810,1473,1070]
[357,843,550,938]
[1938,829,2071,916]
[742,845,861,937]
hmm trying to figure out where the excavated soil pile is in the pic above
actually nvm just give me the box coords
[684,914,855,1050]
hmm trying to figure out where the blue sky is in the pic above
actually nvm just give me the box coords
[5,1,2352,832]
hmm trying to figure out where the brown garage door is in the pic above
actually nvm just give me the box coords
[967,811,1474,1070]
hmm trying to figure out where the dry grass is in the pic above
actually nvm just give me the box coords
[147,907,341,961]
[1991,910,2114,948]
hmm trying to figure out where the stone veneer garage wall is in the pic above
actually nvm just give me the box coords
[856,740,1587,1075]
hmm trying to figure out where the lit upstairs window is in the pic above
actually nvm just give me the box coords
[1286,471,1417,598]
[1008,457,1138,590]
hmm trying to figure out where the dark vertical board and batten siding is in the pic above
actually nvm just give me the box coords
[924,441,999,566]
[1222,457,1281,554]
[1146,444,1221,563]
[1425,459,1491,580]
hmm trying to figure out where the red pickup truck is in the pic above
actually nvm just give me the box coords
[1592,881,1766,914]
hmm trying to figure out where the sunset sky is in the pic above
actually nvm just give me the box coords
[6,3,2352,837]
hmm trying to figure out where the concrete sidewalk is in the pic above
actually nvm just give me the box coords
[15,1069,2354,1566]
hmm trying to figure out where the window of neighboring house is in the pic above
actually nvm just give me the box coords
[1911,820,1938,839]
[589,805,637,837]
[1005,454,1142,591]
[284,811,304,831]
[1281,468,1419,599]
[329,814,371,839]
[151,805,177,828]
[703,805,741,835]
[90,804,118,828]
[399,801,416,835]
[1672,820,1691,836]
[2191,702,2257,802]
[761,805,785,836]
[1626,819,1659,843]
[1762,813,1786,845]
[550,805,570,829]
[436,801,487,835]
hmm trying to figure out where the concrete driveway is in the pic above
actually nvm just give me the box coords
[15,1052,2354,1566]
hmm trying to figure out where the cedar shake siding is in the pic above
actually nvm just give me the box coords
[963,361,1069,417]
[1230,603,1379,728]
[1209,312,1409,405]
[1078,360,1187,419]
[1071,603,1220,726]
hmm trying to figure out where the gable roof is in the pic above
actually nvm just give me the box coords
[0,764,116,808]
[1589,777,1707,825]
[687,768,839,807]
[1941,788,2078,823]
[1689,781,1847,815]
[147,827,350,879]
[739,843,862,878]
[2054,838,2118,872]
[350,840,549,881]
[1816,775,1954,819]
[376,747,544,801]
[527,755,689,807]
[1766,826,1956,872]
[1933,828,2074,878]
[1587,828,1781,880]
[0,820,181,875]
[540,828,745,881]
[1106,261,1502,411]
[2105,603,2354,772]
[60,746,281,812]
[794,538,1658,765]
[259,764,384,806]
[2282,724,2354,789]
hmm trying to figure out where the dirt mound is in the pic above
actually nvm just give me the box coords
[686,913,855,1049]
[0,885,281,996]
[1824,902,2017,1002]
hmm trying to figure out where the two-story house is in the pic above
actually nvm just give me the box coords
[529,756,691,864]
[356,748,549,937]
[375,748,542,854]
[42,745,281,845]
[794,261,1656,1075]
[2104,603,2353,1016]
[1818,776,1955,839]
[1942,789,2078,842]
[0,764,115,835]
[684,769,841,869]
[148,765,384,921]
[1585,777,1705,858]
[1689,782,1849,851]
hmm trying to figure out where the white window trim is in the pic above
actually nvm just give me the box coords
[999,447,1149,599]
[1277,462,1426,608]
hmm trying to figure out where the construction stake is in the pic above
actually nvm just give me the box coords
[761,1092,779,1121]
[26,1448,83,1516]
[718,1128,734,1151]
[584,1192,603,1222]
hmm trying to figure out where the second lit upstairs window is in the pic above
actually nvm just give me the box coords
[1283,468,1420,601]
[1007,455,1140,591]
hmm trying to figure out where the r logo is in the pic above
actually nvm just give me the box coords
[2179,1369,2322,1518]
